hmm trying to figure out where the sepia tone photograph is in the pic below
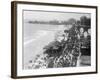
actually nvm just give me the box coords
[23,10,91,69]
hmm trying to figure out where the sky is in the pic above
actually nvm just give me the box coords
[23,10,91,21]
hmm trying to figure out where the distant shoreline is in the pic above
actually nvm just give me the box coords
[28,20,74,25]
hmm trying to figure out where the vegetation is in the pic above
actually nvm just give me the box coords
[27,16,91,69]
